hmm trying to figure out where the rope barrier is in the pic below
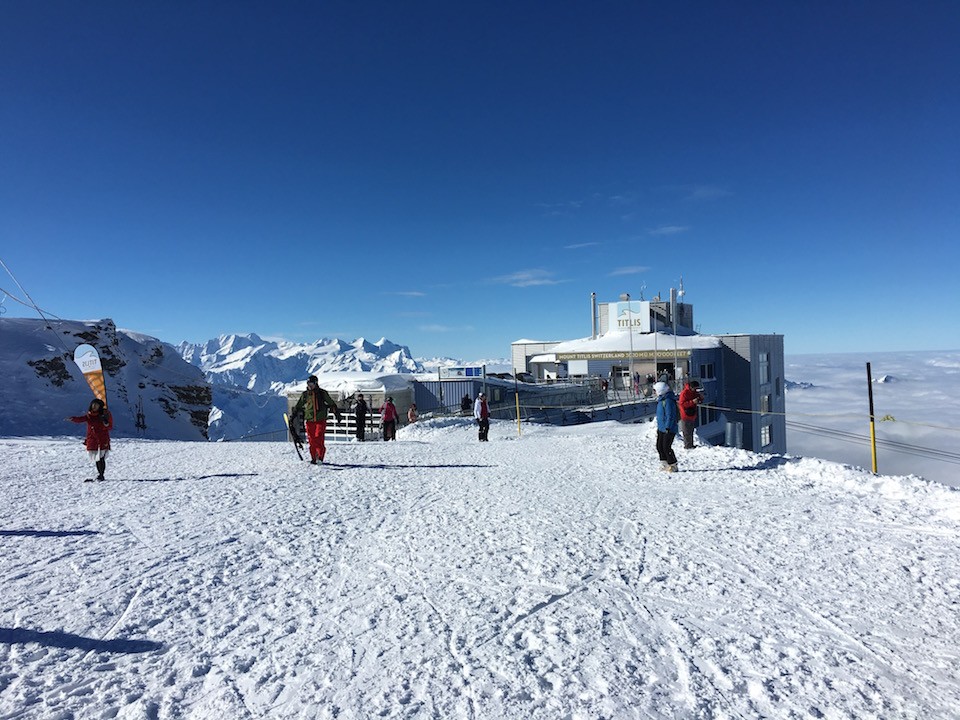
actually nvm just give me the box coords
[703,404,960,434]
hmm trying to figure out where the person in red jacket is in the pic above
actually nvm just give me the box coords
[677,380,704,449]
[380,397,399,441]
[66,398,113,481]
[474,391,490,441]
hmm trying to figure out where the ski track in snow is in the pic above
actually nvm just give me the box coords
[1,419,959,719]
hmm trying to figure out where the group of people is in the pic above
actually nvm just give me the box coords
[291,377,426,462]
[654,378,704,472]
[66,375,704,478]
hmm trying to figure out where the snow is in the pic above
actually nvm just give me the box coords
[3,418,960,718]
[544,331,721,355]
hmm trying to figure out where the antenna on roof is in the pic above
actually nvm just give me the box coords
[678,275,685,298]
[638,283,646,301]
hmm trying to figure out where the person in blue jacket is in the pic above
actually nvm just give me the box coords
[654,381,679,472]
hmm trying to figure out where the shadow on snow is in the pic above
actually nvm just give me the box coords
[0,627,163,654]
[0,529,100,538]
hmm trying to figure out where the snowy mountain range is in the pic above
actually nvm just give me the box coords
[1,319,507,443]
[176,334,424,394]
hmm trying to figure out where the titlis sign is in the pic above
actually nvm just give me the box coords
[616,301,650,333]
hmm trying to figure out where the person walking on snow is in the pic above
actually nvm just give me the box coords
[407,403,418,424]
[66,398,113,481]
[654,381,679,472]
[380,397,399,440]
[474,391,490,442]
[292,375,343,464]
[353,393,369,442]
[678,379,704,449]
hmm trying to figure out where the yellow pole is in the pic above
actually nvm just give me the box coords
[866,362,878,474]
[515,386,522,437]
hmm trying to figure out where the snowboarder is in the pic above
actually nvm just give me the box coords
[380,397,399,441]
[66,398,113,481]
[353,393,369,442]
[474,391,490,442]
[292,376,343,464]
[678,379,704,449]
[655,381,679,472]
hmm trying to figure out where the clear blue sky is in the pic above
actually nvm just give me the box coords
[2,1,958,358]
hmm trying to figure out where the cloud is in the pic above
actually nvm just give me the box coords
[564,242,599,250]
[419,324,474,333]
[607,192,640,207]
[685,185,732,201]
[535,200,583,216]
[648,225,690,236]
[489,269,563,287]
[609,266,650,277]
[385,291,427,297]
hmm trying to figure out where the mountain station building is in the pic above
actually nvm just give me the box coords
[511,293,786,454]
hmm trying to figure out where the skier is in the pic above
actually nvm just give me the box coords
[474,391,490,442]
[353,392,369,442]
[654,382,679,472]
[380,397,399,441]
[678,379,704,449]
[66,398,113,481]
[292,376,343,464]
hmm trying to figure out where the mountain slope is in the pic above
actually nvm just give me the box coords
[0,318,210,440]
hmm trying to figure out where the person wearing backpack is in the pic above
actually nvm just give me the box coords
[654,382,679,472]
[292,375,343,464]
[678,379,704,449]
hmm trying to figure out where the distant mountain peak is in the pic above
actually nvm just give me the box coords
[178,334,425,393]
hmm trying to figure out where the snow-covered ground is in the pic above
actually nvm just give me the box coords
[2,418,959,718]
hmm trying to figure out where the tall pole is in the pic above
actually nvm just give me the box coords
[620,293,633,394]
[866,362,878,474]
[653,305,658,379]
[590,292,597,339]
[671,287,679,383]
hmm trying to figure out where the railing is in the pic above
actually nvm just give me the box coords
[323,411,384,442]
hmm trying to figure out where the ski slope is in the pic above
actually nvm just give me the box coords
[2,418,959,718]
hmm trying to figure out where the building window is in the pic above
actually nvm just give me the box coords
[760,394,771,414]
[759,352,770,383]
[761,424,772,447]
[699,363,715,380]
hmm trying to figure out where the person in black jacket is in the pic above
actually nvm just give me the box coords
[353,393,369,441]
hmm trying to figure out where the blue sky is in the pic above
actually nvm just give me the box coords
[2,1,958,359]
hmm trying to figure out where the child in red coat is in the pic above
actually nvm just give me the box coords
[67,398,113,481]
